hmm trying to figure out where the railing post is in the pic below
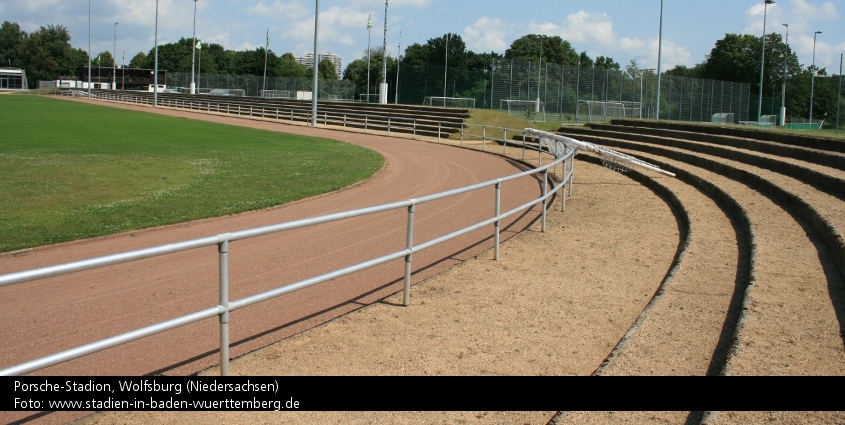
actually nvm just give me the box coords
[217,235,232,376]
[538,142,543,166]
[388,117,391,136]
[460,124,464,147]
[542,169,548,233]
[413,119,416,139]
[503,129,507,155]
[482,126,486,150]
[290,109,294,124]
[494,182,501,261]
[403,203,416,306]
[569,156,575,197]
[438,122,441,143]
[344,114,347,128]
[365,116,368,133]
[324,112,327,127]
[522,133,526,160]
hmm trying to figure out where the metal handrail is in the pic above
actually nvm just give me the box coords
[0,98,574,375]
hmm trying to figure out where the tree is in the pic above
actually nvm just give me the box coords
[306,57,339,80]
[93,51,115,68]
[578,51,593,67]
[18,24,82,86]
[594,55,620,70]
[277,53,306,78]
[505,35,579,65]
[129,51,148,68]
[700,33,800,96]
[0,21,26,68]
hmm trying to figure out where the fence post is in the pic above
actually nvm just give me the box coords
[482,126,486,150]
[542,169,548,233]
[413,119,416,139]
[388,117,391,136]
[494,182,501,260]
[503,129,507,155]
[438,122,441,143]
[344,114,347,128]
[403,203,416,306]
[217,235,232,376]
[290,109,294,124]
[365,116,368,133]
[460,124,464,147]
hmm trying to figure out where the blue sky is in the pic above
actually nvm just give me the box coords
[3,0,844,74]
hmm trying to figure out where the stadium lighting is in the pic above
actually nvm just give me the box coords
[655,0,664,120]
[113,22,118,90]
[809,30,822,122]
[88,0,91,96]
[837,53,842,133]
[367,14,372,103]
[395,31,401,104]
[781,23,788,126]
[311,0,319,126]
[444,33,449,99]
[758,0,774,122]
[154,0,159,107]
[381,0,389,104]
[191,0,197,95]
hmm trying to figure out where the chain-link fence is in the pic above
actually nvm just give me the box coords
[167,72,356,100]
[396,59,751,124]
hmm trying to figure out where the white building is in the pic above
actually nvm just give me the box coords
[295,52,342,77]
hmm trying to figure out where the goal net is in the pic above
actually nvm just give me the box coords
[579,100,642,122]
[261,90,293,99]
[500,99,546,121]
[424,96,476,108]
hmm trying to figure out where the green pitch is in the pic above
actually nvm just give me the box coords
[0,95,384,252]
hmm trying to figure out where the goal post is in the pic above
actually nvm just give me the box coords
[423,96,476,108]
[500,99,546,121]
[579,100,642,122]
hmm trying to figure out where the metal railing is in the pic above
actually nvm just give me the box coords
[0,97,574,376]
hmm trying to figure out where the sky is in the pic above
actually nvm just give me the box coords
[3,0,844,75]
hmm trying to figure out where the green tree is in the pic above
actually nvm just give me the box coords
[700,33,799,96]
[594,55,620,70]
[92,51,115,68]
[18,24,83,86]
[277,52,306,78]
[129,51,149,68]
[505,35,579,65]
[0,21,26,68]
[578,51,593,67]
[306,57,339,80]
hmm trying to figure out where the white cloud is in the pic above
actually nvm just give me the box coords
[247,1,309,20]
[462,17,512,53]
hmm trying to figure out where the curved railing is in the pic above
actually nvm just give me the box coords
[0,121,574,376]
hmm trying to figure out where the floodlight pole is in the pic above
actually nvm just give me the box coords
[781,23,788,126]
[191,0,197,94]
[380,0,388,104]
[88,0,91,96]
[367,14,372,103]
[809,31,821,122]
[536,35,542,113]
[154,0,159,107]
[113,22,118,90]
[395,31,401,104]
[837,53,842,133]
[263,29,269,94]
[311,0,319,126]
[444,33,449,100]
[655,0,663,120]
[758,0,774,122]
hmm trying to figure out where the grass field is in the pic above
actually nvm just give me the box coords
[0,96,383,253]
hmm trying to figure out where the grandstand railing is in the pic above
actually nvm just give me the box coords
[0,91,574,377]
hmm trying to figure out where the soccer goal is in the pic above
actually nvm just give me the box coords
[579,100,641,122]
[500,99,546,121]
[424,96,476,108]
[261,90,293,99]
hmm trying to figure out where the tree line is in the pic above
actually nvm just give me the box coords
[3,19,840,124]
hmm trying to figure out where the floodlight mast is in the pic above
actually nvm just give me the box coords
[191,0,197,94]
[758,0,774,122]
[781,23,788,126]
[381,0,389,104]
[113,22,118,90]
[88,0,91,96]
[311,0,319,126]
